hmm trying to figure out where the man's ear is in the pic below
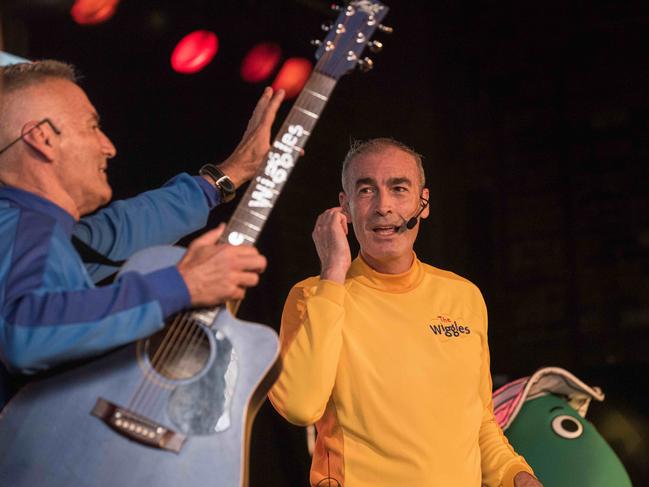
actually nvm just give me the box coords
[339,191,352,219]
[21,121,56,161]
[420,188,430,220]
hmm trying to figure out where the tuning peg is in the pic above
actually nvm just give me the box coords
[378,24,394,34]
[321,21,333,32]
[358,57,374,72]
[310,39,323,47]
[368,40,383,53]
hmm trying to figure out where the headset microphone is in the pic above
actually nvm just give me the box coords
[400,197,429,232]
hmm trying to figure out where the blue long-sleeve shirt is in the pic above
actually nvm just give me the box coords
[0,173,221,408]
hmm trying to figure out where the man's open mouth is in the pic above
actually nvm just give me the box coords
[372,225,399,235]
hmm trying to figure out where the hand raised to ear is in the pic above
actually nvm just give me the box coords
[312,207,351,284]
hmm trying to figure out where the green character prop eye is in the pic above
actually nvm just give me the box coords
[551,414,583,439]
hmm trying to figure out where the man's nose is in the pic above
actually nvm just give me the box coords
[374,191,393,215]
[100,130,117,159]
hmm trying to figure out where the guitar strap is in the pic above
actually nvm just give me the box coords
[71,235,125,267]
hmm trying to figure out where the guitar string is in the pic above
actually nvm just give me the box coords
[157,313,205,380]
[127,310,188,412]
[136,310,200,413]
[165,317,216,414]
[142,312,202,420]
[138,311,203,414]
[166,312,213,388]
[178,321,210,371]
[128,310,193,413]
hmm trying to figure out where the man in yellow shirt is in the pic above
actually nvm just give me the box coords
[269,138,543,487]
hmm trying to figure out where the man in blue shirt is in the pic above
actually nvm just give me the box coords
[0,60,284,408]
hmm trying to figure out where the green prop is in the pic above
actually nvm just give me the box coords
[494,367,632,487]
[506,394,631,486]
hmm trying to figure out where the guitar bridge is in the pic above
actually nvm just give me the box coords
[91,397,186,453]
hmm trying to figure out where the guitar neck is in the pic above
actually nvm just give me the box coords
[220,72,337,247]
[193,0,389,323]
[218,0,390,247]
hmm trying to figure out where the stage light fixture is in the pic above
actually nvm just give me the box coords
[271,57,312,100]
[240,42,282,83]
[70,0,120,25]
[171,30,219,75]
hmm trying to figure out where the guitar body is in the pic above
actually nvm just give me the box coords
[0,246,280,487]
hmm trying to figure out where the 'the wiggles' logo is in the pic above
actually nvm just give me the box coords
[429,315,471,338]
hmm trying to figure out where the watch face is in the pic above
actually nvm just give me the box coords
[219,177,235,193]
[217,176,236,201]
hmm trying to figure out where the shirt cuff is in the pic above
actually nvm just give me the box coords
[501,462,536,487]
[193,175,222,208]
[142,266,192,317]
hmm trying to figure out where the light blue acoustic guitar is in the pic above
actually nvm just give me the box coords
[0,2,389,486]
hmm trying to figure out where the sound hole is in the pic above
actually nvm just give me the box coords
[146,320,211,381]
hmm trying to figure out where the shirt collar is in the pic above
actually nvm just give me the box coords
[348,251,425,293]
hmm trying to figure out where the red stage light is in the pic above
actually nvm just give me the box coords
[271,58,312,100]
[171,30,219,75]
[240,43,282,83]
[70,0,120,25]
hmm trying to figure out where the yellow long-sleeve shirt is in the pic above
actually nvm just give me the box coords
[269,255,534,486]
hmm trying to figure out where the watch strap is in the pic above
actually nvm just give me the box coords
[199,164,236,203]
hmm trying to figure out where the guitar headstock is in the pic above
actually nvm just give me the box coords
[314,1,390,80]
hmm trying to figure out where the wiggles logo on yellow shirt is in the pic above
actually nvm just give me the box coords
[429,314,471,338]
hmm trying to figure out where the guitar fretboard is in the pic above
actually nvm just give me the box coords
[220,72,337,247]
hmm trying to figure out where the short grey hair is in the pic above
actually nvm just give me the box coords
[0,60,79,146]
[341,137,426,193]
[0,60,78,95]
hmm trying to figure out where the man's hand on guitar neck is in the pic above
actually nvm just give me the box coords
[177,224,267,307]
[217,87,285,189]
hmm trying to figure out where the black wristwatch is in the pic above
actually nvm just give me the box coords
[199,164,236,203]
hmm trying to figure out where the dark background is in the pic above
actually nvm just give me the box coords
[2,0,648,484]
